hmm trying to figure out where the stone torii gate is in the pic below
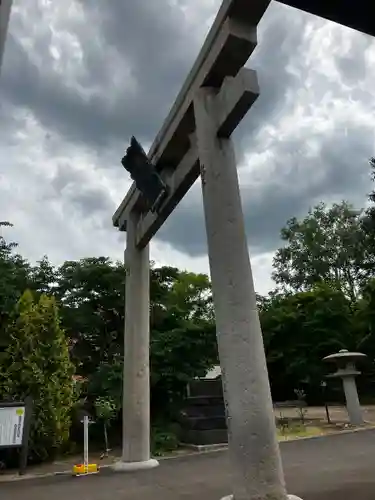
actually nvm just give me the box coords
[112,0,299,499]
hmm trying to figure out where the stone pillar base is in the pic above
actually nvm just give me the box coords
[112,458,159,472]
[221,495,302,500]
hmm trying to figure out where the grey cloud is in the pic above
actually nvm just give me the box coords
[333,31,373,85]
[51,164,82,193]
[69,188,115,216]
[240,7,313,123]
[48,163,116,218]
[1,0,204,151]
[158,122,373,256]
[1,0,375,267]
[1,2,321,159]
[2,35,129,149]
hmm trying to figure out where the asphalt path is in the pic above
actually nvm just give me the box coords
[2,429,375,499]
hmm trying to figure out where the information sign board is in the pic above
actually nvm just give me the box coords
[0,398,32,475]
[0,405,25,447]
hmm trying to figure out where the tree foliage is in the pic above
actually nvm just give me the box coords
[49,258,218,417]
[360,157,375,269]
[0,222,31,346]
[0,290,75,460]
[272,201,368,301]
[150,270,217,416]
[54,257,125,376]
[260,284,357,401]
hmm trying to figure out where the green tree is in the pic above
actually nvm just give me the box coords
[29,256,57,296]
[360,157,375,271]
[0,222,31,346]
[94,396,117,455]
[260,284,356,402]
[55,257,125,376]
[272,201,367,302]
[87,360,123,411]
[150,269,218,417]
[354,278,375,360]
[0,290,75,461]
[53,259,218,420]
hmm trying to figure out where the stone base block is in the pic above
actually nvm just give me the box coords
[112,458,159,472]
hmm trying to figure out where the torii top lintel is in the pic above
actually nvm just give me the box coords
[113,0,374,243]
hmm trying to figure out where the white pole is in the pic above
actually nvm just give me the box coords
[83,415,89,472]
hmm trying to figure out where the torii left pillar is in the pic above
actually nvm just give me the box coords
[113,209,159,471]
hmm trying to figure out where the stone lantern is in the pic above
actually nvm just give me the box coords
[323,349,367,426]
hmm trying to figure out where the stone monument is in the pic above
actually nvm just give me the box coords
[323,349,367,426]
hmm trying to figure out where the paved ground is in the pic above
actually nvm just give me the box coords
[275,404,375,424]
[2,429,375,499]
[1,405,371,480]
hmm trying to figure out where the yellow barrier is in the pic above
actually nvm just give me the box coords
[72,463,99,475]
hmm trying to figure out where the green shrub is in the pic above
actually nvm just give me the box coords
[0,290,75,462]
[151,425,179,456]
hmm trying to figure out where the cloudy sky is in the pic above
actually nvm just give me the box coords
[1,0,374,295]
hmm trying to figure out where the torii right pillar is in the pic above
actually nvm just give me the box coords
[194,81,301,499]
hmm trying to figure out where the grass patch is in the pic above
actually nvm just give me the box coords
[277,424,323,441]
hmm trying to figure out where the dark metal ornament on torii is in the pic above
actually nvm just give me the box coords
[112,1,374,498]
[121,137,169,214]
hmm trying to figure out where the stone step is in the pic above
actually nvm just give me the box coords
[185,395,224,406]
[179,415,227,430]
[180,404,225,418]
[189,379,223,398]
[180,428,228,445]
